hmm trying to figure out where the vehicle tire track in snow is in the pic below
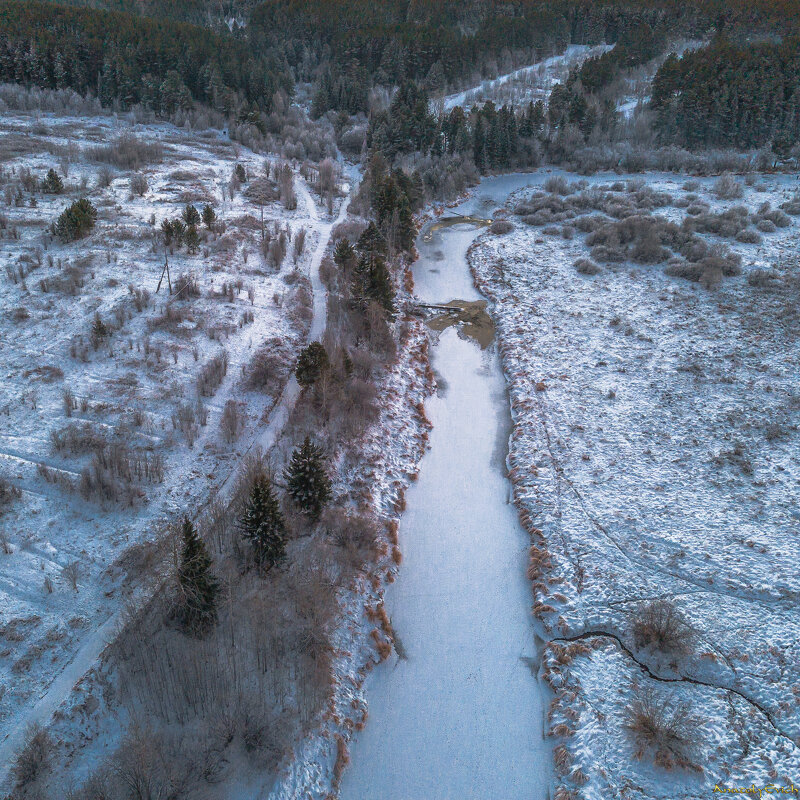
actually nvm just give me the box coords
[0,173,353,781]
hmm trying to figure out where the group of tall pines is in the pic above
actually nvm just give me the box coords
[176,438,331,634]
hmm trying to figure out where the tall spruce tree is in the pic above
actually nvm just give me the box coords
[177,516,218,633]
[239,474,286,570]
[285,436,331,520]
[296,341,329,388]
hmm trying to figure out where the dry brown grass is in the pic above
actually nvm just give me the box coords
[632,599,695,658]
[626,686,703,771]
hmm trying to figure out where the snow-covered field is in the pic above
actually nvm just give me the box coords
[466,171,800,797]
[440,45,613,113]
[0,113,323,773]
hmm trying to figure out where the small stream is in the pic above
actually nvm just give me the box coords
[340,176,551,799]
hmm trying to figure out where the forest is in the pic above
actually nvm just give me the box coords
[2,0,800,145]
[651,37,800,150]
[0,1,291,114]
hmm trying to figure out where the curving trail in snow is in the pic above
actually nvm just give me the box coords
[0,172,352,782]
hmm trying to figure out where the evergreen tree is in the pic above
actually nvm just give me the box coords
[333,237,357,270]
[238,475,286,570]
[185,224,200,254]
[54,198,97,242]
[171,218,186,247]
[201,204,216,229]
[296,341,329,387]
[177,516,218,633]
[357,221,387,256]
[41,168,63,194]
[353,253,395,318]
[182,204,201,226]
[161,218,175,247]
[284,436,331,520]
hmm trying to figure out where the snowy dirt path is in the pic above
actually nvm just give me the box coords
[0,174,348,780]
[340,182,551,799]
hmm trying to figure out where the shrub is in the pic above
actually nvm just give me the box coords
[245,337,293,396]
[712,173,743,200]
[96,167,114,189]
[220,399,243,442]
[626,687,702,771]
[747,269,780,288]
[197,352,228,396]
[0,476,22,513]
[86,133,163,170]
[54,198,97,242]
[41,168,63,194]
[760,208,791,228]
[489,219,513,235]
[12,724,52,786]
[632,599,694,657]
[544,176,570,195]
[756,218,777,233]
[735,228,761,244]
[574,258,600,275]
[130,173,148,196]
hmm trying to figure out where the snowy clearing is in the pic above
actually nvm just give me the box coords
[467,170,800,798]
[0,112,326,779]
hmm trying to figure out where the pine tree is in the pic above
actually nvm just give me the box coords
[177,516,218,633]
[182,204,201,227]
[296,341,329,387]
[285,436,331,520]
[42,168,63,194]
[354,254,395,318]
[333,237,356,270]
[185,224,200,254]
[238,475,286,570]
[201,204,216,229]
[357,221,387,256]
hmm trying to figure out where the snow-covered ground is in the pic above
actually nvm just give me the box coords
[465,170,800,797]
[0,113,327,781]
[440,45,613,113]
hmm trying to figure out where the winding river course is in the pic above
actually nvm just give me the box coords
[341,175,551,800]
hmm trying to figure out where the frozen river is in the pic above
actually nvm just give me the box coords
[340,176,552,799]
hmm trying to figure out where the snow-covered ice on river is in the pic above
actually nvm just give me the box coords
[340,177,550,799]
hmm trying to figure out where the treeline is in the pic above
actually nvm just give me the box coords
[0,1,291,114]
[651,37,800,151]
[258,0,686,117]
[255,0,800,118]
[2,0,257,27]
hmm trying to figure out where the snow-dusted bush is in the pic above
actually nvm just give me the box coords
[626,687,702,771]
[632,599,694,657]
[712,172,744,200]
[130,173,148,197]
[574,258,600,275]
[489,219,513,235]
[220,399,243,443]
[735,228,761,244]
[245,337,294,396]
[86,133,163,170]
[11,724,52,787]
[544,175,570,195]
[197,352,228,397]
[756,218,777,233]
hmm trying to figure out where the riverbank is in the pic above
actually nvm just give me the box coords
[467,170,800,798]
